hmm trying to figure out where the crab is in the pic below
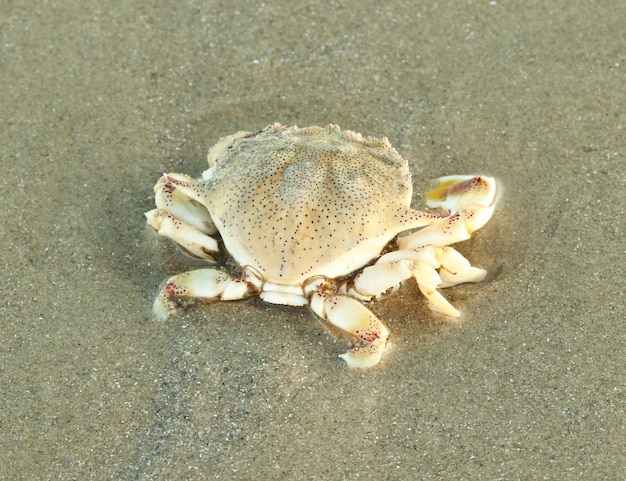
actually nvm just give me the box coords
[145,123,497,368]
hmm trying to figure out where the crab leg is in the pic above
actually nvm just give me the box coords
[349,246,486,318]
[153,268,260,321]
[146,209,219,260]
[146,173,219,260]
[398,175,497,250]
[434,246,487,288]
[153,173,217,235]
[309,292,390,368]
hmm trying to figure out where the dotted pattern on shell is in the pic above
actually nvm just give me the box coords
[205,124,417,282]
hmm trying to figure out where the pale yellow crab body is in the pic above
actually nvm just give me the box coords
[146,124,498,368]
[204,125,433,289]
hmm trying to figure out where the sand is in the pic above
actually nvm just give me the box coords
[1,1,624,479]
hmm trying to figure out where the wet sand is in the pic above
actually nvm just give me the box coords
[1,1,624,479]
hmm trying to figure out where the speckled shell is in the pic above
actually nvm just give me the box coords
[200,124,427,284]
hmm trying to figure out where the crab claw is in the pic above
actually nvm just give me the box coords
[425,175,497,231]
[398,175,497,250]
[153,268,256,321]
[153,173,217,235]
[146,208,219,260]
[310,293,390,368]
[146,173,220,260]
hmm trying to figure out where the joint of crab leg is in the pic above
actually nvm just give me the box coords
[310,292,390,368]
[411,262,460,317]
[145,209,218,260]
[153,268,257,320]
[350,245,445,298]
[397,204,493,250]
[434,246,487,288]
[438,266,486,288]
[351,252,463,318]
[349,259,413,300]
[460,203,495,233]
[397,176,497,251]
[159,173,212,206]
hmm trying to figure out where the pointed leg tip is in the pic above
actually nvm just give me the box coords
[309,293,390,369]
[144,209,163,229]
[339,352,379,369]
[339,341,387,368]
[153,293,175,321]
[429,301,461,319]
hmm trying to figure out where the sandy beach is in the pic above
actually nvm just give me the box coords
[1,1,624,479]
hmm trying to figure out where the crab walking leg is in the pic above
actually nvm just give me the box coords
[157,173,213,210]
[153,173,217,235]
[145,209,219,260]
[153,268,258,321]
[435,246,487,288]
[310,293,390,368]
[350,246,487,318]
[350,255,458,318]
[146,173,219,260]
[398,175,497,250]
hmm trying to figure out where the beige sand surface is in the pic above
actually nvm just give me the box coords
[1,1,624,479]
